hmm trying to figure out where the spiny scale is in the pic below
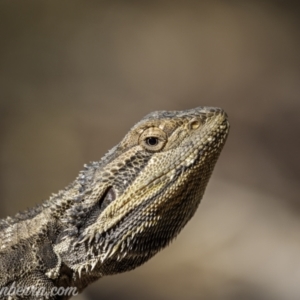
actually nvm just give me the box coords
[0,107,229,300]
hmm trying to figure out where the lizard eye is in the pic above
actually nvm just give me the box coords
[145,137,159,146]
[139,127,167,151]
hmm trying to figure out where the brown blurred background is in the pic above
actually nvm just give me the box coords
[0,1,300,299]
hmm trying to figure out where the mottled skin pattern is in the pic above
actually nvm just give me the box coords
[0,107,229,299]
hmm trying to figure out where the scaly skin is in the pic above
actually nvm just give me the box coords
[0,107,229,299]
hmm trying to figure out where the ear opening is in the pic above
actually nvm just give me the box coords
[99,187,116,211]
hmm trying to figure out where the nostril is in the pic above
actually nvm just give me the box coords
[188,118,201,130]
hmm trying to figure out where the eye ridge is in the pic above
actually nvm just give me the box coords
[145,136,159,146]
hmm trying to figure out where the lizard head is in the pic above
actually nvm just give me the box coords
[61,107,229,278]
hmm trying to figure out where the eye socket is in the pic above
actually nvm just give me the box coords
[139,127,167,152]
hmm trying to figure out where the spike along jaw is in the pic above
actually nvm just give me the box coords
[66,107,229,277]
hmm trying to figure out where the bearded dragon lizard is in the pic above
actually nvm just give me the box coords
[0,107,229,299]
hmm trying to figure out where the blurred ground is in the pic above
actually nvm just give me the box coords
[0,1,299,299]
